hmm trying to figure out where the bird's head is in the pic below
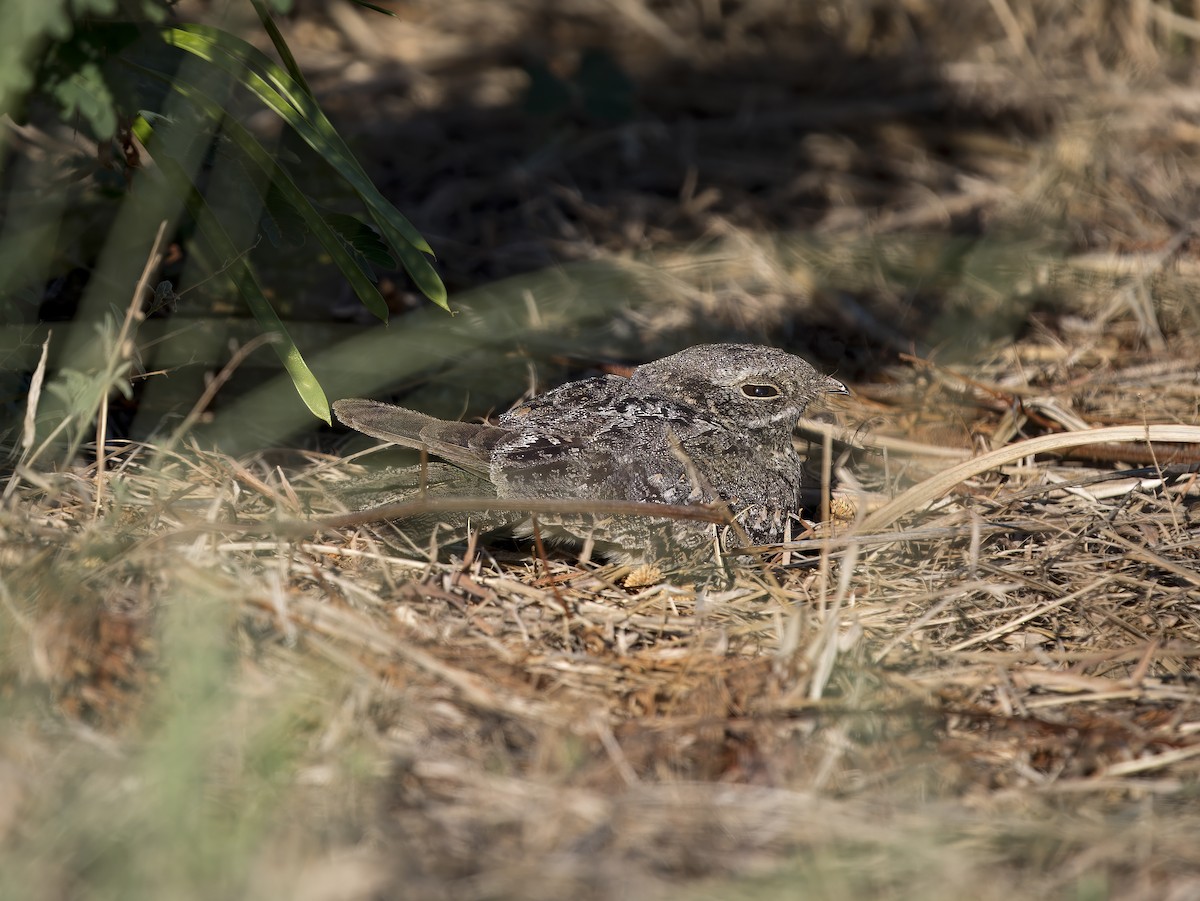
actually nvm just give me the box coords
[629,343,848,442]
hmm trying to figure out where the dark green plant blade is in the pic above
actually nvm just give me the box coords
[163,24,448,310]
[127,61,392,322]
[162,24,435,256]
[248,0,312,97]
[344,0,398,18]
[321,210,396,280]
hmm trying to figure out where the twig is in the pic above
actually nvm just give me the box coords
[95,220,168,520]
[858,425,1200,532]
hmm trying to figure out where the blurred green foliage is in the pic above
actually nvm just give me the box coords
[0,0,444,429]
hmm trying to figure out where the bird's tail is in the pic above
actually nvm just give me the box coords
[333,399,505,475]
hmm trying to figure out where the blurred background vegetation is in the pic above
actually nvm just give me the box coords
[2,1,1200,899]
[1,0,445,447]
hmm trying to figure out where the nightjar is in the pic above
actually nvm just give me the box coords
[333,344,848,562]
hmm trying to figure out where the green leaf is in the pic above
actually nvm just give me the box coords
[72,75,119,139]
[260,185,307,247]
[163,24,449,310]
[0,0,126,119]
[126,65,392,322]
[394,242,448,309]
[38,20,143,139]
[321,211,396,279]
[136,0,169,24]
[343,0,399,18]
[248,0,310,97]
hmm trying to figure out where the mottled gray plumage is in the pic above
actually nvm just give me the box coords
[334,344,848,561]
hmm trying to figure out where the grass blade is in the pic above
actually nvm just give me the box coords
[164,24,449,310]
[127,62,391,322]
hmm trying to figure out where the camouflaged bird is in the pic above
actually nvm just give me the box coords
[333,344,848,562]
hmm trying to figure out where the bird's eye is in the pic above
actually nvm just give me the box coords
[740,383,780,398]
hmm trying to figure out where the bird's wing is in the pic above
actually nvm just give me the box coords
[491,399,728,502]
[333,399,506,476]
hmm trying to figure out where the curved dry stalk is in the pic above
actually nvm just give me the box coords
[858,424,1200,532]
[316,496,733,532]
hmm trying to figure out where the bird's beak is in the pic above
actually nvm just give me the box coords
[824,377,851,396]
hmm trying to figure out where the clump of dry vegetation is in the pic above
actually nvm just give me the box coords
[3,1,1200,899]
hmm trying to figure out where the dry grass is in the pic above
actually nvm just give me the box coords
[4,1,1200,899]
[3,322,1198,899]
